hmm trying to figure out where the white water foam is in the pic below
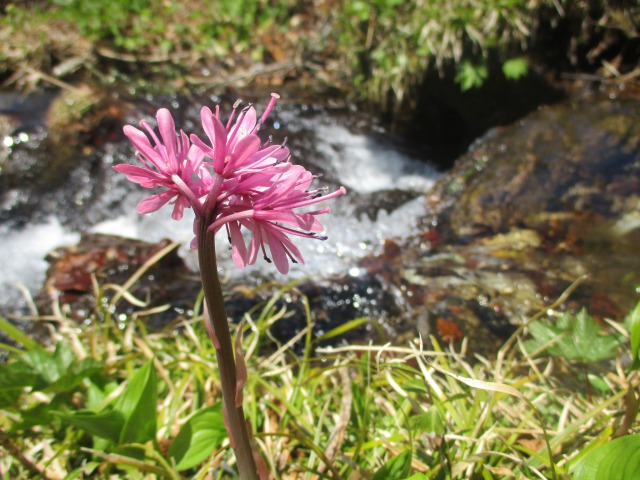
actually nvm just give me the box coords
[0,119,440,312]
[0,218,80,311]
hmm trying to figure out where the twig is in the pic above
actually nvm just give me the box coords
[186,61,301,87]
[0,428,51,479]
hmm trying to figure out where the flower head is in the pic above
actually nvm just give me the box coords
[117,94,345,274]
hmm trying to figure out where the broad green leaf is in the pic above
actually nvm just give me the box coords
[572,434,640,479]
[372,450,412,480]
[62,461,100,480]
[0,362,38,408]
[20,347,62,388]
[409,407,444,435]
[47,357,103,393]
[625,301,640,370]
[55,409,124,444]
[114,360,157,444]
[502,57,528,80]
[20,343,75,387]
[53,341,76,372]
[527,309,619,362]
[14,343,103,393]
[168,403,226,470]
[403,475,427,480]
[16,402,56,430]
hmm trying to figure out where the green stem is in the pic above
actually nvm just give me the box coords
[196,217,259,480]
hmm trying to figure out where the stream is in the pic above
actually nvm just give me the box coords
[2,86,638,354]
[0,89,440,317]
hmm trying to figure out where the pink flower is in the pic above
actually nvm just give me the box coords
[118,94,346,274]
[190,94,289,179]
[114,108,211,220]
[211,164,346,274]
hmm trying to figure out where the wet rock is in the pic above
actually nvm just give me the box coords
[439,95,639,239]
[0,88,126,228]
[382,93,640,354]
[38,233,201,328]
[224,271,404,352]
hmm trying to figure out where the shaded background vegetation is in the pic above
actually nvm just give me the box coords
[2,0,638,103]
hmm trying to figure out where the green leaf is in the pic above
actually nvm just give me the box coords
[48,357,104,393]
[572,434,640,479]
[0,362,38,408]
[408,407,444,435]
[455,61,488,90]
[113,359,157,444]
[502,57,528,80]
[372,450,412,480]
[20,347,63,388]
[17,343,103,393]
[403,475,427,480]
[625,301,640,370]
[526,309,619,362]
[0,316,40,351]
[55,409,124,444]
[168,403,227,470]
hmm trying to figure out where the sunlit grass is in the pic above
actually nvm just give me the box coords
[1,251,637,479]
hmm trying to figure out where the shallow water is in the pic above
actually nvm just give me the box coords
[0,95,441,315]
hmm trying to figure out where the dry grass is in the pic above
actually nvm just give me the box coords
[1,249,637,479]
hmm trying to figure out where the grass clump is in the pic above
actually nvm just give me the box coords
[1,250,639,479]
[3,1,636,109]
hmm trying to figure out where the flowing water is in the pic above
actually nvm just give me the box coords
[0,92,441,316]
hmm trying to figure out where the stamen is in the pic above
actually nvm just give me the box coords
[225,100,243,131]
[260,136,273,148]
[259,93,280,126]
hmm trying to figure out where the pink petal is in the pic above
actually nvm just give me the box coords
[247,225,264,266]
[200,107,227,173]
[156,108,178,170]
[137,191,174,214]
[228,106,257,150]
[229,222,249,268]
[112,164,164,188]
[123,125,169,175]
[171,195,190,220]
[242,145,290,171]
[227,134,260,174]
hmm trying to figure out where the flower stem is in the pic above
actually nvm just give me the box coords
[196,217,259,480]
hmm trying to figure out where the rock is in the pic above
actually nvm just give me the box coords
[39,234,201,328]
[379,93,640,353]
[440,96,639,239]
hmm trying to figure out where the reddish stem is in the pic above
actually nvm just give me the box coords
[196,216,259,480]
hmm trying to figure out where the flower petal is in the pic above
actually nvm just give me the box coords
[157,108,178,171]
[137,191,175,214]
[123,125,169,175]
[200,106,227,173]
[112,164,165,188]
[229,221,249,268]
